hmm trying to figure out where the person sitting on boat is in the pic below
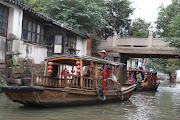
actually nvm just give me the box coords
[97,50,110,70]
[139,67,145,80]
[106,68,117,89]
[128,74,135,84]
[136,72,143,83]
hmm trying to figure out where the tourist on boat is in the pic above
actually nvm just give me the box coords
[106,68,117,83]
[128,74,135,83]
[136,72,142,82]
[139,67,145,80]
[98,50,110,70]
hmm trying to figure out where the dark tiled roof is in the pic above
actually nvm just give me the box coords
[4,0,88,39]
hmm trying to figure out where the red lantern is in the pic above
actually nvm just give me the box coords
[145,73,148,78]
[48,69,53,74]
[76,70,80,73]
[48,65,53,69]
[48,62,53,66]
[76,66,80,69]
[76,61,80,65]
[127,72,129,78]
[90,61,94,66]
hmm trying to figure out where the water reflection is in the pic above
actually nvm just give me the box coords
[1,81,180,120]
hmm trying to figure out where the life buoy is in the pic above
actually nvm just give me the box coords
[117,88,123,100]
[96,88,106,101]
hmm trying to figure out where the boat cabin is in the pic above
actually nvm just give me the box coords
[31,56,125,91]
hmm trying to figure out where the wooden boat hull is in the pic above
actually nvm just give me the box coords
[135,82,160,92]
[1,84,136,107]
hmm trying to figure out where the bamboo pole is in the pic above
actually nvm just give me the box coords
[80,59,83,89]
[95,63,98,88]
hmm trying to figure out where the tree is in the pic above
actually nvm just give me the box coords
[166,15,180,49]
[21,0,107,35]
[146,58,180,81]
[156,0,180,49]
[102,0,134,39]
[156,0,180,37]
[128,18,151,38]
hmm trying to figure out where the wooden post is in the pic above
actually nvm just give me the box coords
[95,63,98,88]
[58,64,60,77]
[65,68,67,87]
[80,59,83,89]
[116,66,119,89]
[44,60,48,76]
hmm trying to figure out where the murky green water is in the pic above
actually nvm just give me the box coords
[0,81,180,120]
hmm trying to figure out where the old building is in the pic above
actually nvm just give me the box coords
[0,0,88,79]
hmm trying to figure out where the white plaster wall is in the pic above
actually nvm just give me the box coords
[0,36,6,60]
[76,36,87,56]
[14,43,47,64]
[0,0,23,39]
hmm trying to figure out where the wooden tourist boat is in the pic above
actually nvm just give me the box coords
[2,56,136,107]
[126,70,159,91]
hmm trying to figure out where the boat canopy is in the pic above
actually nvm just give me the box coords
[45,55,125,66]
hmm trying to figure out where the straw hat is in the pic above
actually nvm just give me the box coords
[98,50,108,56]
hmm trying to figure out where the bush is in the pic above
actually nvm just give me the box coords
[0,78,7,92]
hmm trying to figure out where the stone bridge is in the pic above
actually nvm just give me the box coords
[98,32,179,58]
[97,32,180,82]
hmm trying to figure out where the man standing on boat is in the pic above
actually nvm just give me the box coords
[98,50,110,70]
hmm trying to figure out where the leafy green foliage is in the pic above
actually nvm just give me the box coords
[156,0,180,49]
[20,0,134,39]
[21,0,107,34]
[128,18,151,38]
[7,59,22,69]
[0,77,7,91]
[102,0,134,38]
[166,15,180,49]
[156,0,180,37]
[146,58,180,80]
[0,78,7,86]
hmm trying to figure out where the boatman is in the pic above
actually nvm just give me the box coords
[97,50,110,70]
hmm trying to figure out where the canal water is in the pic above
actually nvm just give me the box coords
[0,81,180,120]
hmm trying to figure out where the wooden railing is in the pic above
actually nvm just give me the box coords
[32,74,117,90]
[67,74,81,88]
[82,76,94,89]
[32,74,61,88]
[67,74,95,89]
